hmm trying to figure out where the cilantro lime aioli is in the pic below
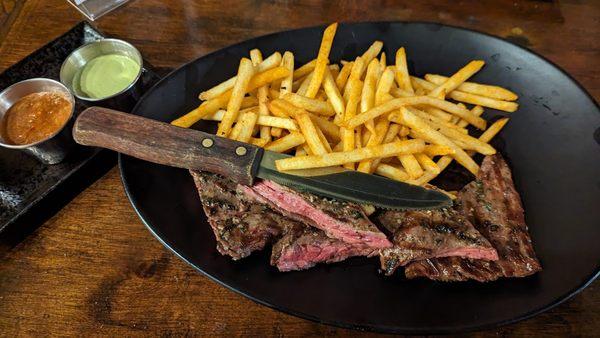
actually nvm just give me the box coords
[75,54,140,99]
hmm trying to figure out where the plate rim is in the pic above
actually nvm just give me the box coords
[119,21,600,334]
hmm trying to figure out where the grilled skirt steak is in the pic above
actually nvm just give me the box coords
[378,208,498,276]
[271,223,378,272]
[247,180,392,249]
[406,154,542,281]
[190,171,290,260]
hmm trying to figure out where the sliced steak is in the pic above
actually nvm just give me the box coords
[247,180,392,249]
[190,171,291,260]
[378,208,498,276]
[406,154,542,281]
[271,223,378,272]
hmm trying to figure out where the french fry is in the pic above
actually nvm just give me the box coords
[271,127,283,137]
[249,50,271,142]
[295,113,329,155]
[410,76,436,91]
[379,52,386,68]
[206,110,299,131]
[395,107,479,175]
[233,112,259,142]
[293,59,316,79]
[428,60,485,99]
[447,90,519,112]
[279,51,295,97]
[425,74,518,101]
[217,58,255,137]
[401,107,469,134]
[269,98,303,117]
[296,72,313,96]
[478,117,509,143]
[335,61,353,92]
[315,125,333,153]
[360,59,380,134]
[422,106,453,121]
[457,105,484,127]
[282,92,335,116]
[399,125,410,137]
[275,139,425,171]
[357,118,390,173]
[171,67,289,128]
[343,57,365,100]
[398,150,423,179]
[395,47,414,93]
[198,52,282,100]
[305,23,338,98]
[415,153,440,174]
[344,96,487,130]
[249,137,269,147]
[310,114,341,141]
[264,132,305,152]
[341,76,363,168]
[390,86,414,98]
[361,41,383,65]
[295,146,308,156]
[322,67,345,119]
[375,67,396,106]
[423,145,455,156]
[370,123,401,171]
[332,140,343,152]
[375,163,410,182]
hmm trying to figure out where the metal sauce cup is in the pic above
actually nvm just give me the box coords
[0,78,76,164]
[60,38,144,111]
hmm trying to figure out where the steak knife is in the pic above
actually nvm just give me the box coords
[73,107,451,210]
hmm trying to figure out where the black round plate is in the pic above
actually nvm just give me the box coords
[119,22,600,334]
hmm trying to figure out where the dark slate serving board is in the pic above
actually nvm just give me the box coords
[0,22,161,239]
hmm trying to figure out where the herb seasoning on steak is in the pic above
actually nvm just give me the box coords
[405,154,542,281]
[377,208,498,275]
[190,171,291,260]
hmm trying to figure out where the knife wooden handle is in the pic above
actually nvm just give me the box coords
[73,107,263,185]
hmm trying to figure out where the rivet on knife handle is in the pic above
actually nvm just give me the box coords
[72,106,264,185]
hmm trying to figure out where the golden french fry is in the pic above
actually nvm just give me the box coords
[279,51,295,97]
[295,113,329,155]
[370,123,401,171]
[293,59,316,79]
[423,145,455,156]
[271,127,283,137]
[282,92,335,116]
[375,163,409,182]
[275,139,425,171]
[198,52,282,100]
[264,131,305,152]
[398,152,423,179]
[447,90,519,112]
[361,41,383,65]
[322,67,345,119]
[309,114,340,141]
[415,153,440,174]
[428,60,485,99]
[395,107,479,175]
[357,118,389,173]
[395,47,414,93]
[296,72,313,96]
[305,23,338,98]
[410,76,436,91]
[344,95,487,130]
[249,137,269,147]
[399,125,410,137]
[390,86,414,98]
[335,61,353,92]
[480,117,509,143]
[379,52,386,68]
[217,58,255,137]
[375,67,396,106]
[206,110,298,130]
[425,74,518,101]
[315,125,333,153]
[233,112,259,142]
[249,50,272,142]
[269,98,303,117]
[457,105,484,128]
[343,57,365,100]
[360,59,380,134]
[399,107,468,134]
[295,146,308,156]
[422,106,453,121]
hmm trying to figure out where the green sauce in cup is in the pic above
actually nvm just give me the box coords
[74,54,140,99]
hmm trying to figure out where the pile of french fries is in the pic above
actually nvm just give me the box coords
[171,23,517,190]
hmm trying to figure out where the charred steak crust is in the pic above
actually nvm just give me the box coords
[378,208,498,276]
[248,180,392,249]
[406,154,542,282]
[190,171,291,260]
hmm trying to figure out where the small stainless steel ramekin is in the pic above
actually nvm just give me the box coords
[0,78,76,164]
[60,38,144,111]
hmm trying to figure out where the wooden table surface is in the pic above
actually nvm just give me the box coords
[1,0,598,336]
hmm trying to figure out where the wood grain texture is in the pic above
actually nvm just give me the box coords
[0,0,598,336]
[74,107,262,185]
